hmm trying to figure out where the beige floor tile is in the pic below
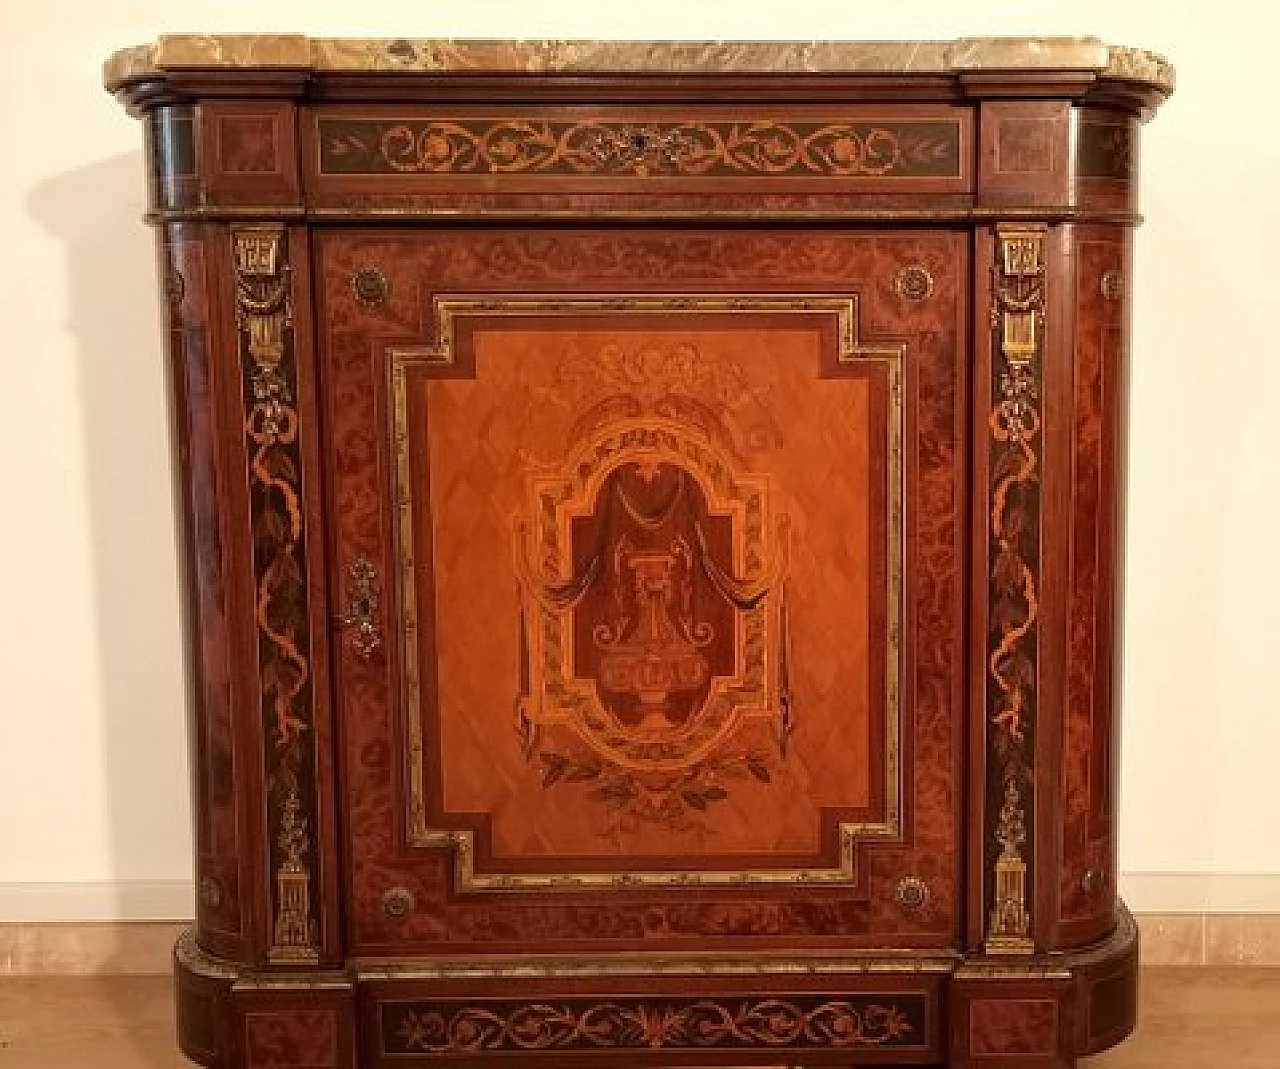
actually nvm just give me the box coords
[1134,913,1205,965]
[7,922,182,976]
[0,929,16,977]
[1206,914,1280,966]
[1083,968,1280,1067]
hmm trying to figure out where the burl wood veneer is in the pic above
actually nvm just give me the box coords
[106,35,1171,1068]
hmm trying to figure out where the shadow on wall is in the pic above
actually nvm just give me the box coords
[26,148,196,939]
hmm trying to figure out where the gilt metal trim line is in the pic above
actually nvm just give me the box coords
[388,293,904,892]
[983,223,1047,956]
[354,952,959,981]
[231,224,321,966]
[142,205,1147,226]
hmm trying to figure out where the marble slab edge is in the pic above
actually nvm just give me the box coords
[103,35,1174,94]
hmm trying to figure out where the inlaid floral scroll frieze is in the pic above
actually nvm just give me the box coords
[318,117,962,178]
[383,995,922,1055]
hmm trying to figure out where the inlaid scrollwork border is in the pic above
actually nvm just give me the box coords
[387,293,904,892]
[318,116,963,180]
[380,993,927,1055]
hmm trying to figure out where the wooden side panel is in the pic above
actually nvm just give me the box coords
[1071,108,1139,215]
[1057,224,1131,947]
[161,223,257,961]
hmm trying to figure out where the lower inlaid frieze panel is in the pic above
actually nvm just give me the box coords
[378,992,931,1056]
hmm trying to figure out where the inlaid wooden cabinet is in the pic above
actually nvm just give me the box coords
[106,35,1171,1068]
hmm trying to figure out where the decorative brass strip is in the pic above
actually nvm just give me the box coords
[389,293,904,892]
[175,929,243,981]
[983,223,1047,956]
[177,930,351,991]
[143,206,1147,226]
[354,952,958,981]
[953,963,1072,980]
[231,224,321,967]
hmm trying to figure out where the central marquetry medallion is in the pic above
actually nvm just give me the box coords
[513,410,794,832]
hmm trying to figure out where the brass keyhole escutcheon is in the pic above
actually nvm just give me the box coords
[339,556,382,657]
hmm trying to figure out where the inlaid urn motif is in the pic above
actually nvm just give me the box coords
[513,408,793,826]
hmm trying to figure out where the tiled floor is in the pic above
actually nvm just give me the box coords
[0,969,1277,1066]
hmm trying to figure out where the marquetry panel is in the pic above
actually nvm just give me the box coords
[202,101,301,207]
[302,104,975,209]
[978,101,1071,206]
[318,227,966,955]
[386,297,902,892]
[230,990,356,1069]
[978,223,1048,956]
[379,993,928,1056]
[950,976,1074,1069]
[970,998,1058,1055]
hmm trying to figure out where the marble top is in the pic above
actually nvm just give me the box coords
[104,35,1174,93]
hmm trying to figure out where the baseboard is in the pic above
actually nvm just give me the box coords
[0,920,188,975]
[1,877,1278,974]
[0,880,193,921]
[1121,872,1280,913]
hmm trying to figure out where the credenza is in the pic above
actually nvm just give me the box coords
[105,34,1172,1068]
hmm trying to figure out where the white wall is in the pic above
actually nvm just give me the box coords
[1,0,1277,921]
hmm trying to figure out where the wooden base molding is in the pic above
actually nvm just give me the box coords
[160,908,1139,1068]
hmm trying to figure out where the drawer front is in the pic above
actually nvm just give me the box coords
[302,104,974,217]
[316,227,968,956]
[358,971,946,1065]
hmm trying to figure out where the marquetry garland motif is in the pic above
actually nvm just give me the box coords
[381,995,921,1055]
[232,225,320,966]
[318,117,961,178]
[984,223,1047,955]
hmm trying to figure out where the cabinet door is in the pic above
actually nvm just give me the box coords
[316,228,967,956]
